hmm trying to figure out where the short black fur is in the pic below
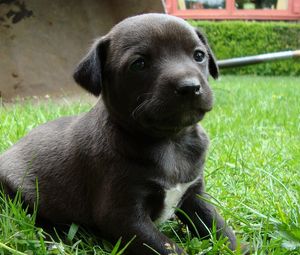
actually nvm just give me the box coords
[0,14,236,255]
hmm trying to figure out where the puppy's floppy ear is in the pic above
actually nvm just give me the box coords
[195,29,219,79]
[73,36,109,96]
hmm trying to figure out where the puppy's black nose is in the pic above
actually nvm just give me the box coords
[175,78,202,96]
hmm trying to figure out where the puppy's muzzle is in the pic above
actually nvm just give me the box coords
[175,78,202,96]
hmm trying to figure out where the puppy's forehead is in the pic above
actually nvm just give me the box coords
[109,14,202,50]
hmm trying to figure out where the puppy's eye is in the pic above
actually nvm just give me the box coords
[193,50,206,63]
[130,58,145,71]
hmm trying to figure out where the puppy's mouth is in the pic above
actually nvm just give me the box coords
[130,92,213,136]
[138,108,208,134]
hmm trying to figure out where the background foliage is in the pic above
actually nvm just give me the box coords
[189,21,300,76]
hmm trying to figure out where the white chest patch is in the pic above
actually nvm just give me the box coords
[155,177,200,225]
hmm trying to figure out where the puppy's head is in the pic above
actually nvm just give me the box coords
[74,14,218,136]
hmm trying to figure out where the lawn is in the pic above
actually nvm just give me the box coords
[0,75,299,255]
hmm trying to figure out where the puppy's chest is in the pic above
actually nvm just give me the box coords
[155,177,200,225]
[151,140,203,224]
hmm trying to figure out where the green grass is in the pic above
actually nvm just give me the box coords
[0,75,299,254]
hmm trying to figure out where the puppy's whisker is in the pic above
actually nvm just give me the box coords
[131,98,153,120]
[136,93,154,103]
[131,96,163,120]
[148,98,165,114]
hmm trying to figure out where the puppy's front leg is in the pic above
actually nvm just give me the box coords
[98,213,185,255]
[176,183,236,250]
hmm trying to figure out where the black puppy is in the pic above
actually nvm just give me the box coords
[0,14,236,255]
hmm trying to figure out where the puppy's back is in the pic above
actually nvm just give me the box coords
[0,113,94,223]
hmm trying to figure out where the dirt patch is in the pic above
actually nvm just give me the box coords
[0,92,97,108]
